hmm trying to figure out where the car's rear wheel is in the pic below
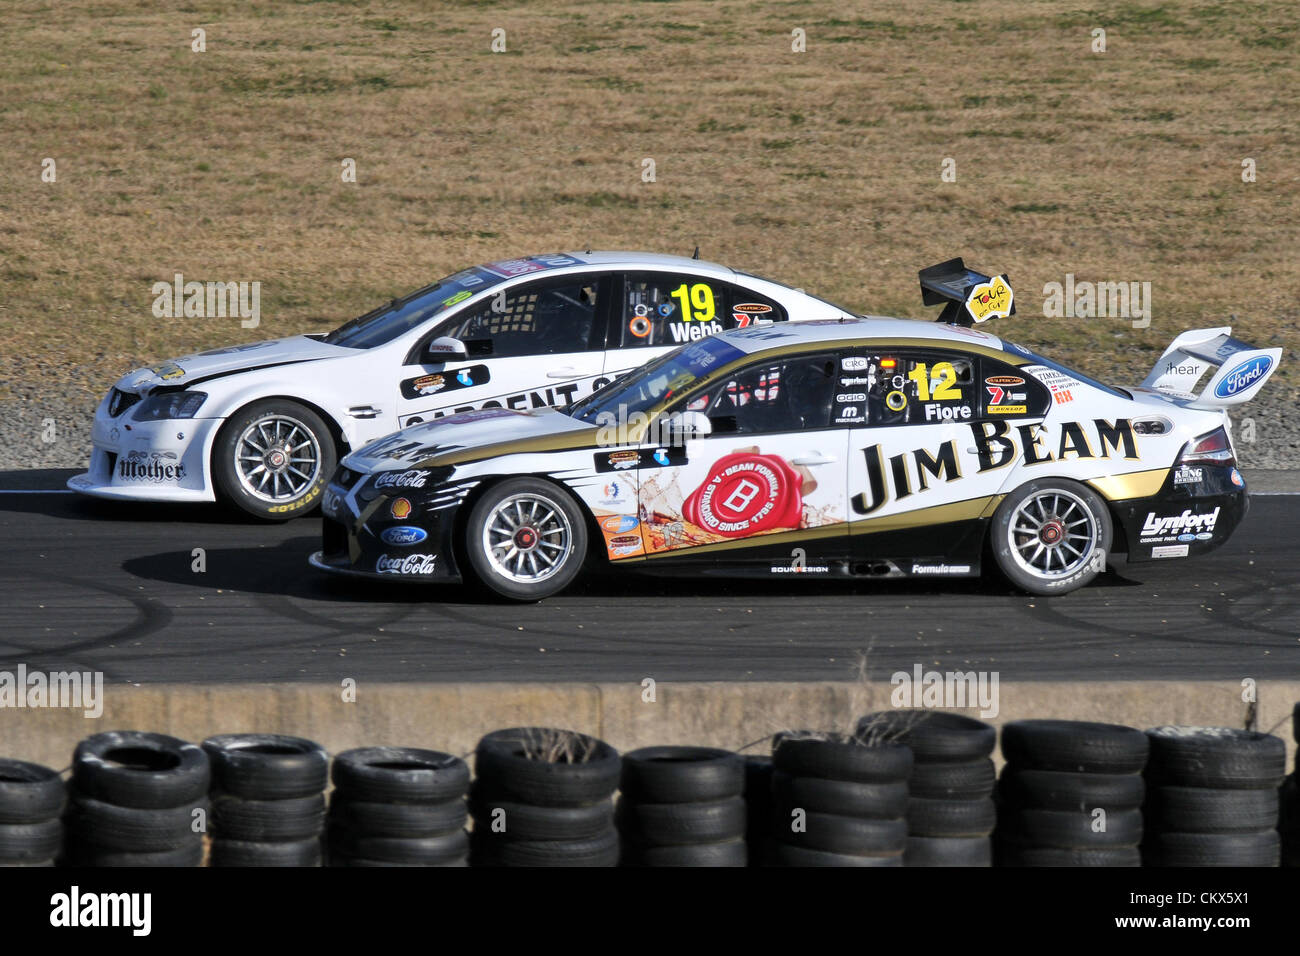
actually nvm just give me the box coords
[990,478,1111,595]
[464,478,588,601]
[213,400,336,520]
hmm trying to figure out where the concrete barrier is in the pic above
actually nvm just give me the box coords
[4,680,1295,773]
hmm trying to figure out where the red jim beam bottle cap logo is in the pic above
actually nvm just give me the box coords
[683,453,803,539]
[390,497,412,519]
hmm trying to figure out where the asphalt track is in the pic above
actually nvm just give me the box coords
[0,469,1296,685]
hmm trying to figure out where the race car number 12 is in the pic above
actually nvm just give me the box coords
[907,362,961,402]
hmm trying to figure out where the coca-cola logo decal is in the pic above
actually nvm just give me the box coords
[375,553,437,575]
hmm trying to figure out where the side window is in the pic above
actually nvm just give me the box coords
[442,276,605,358]
[844,350,979,426]
[979,357,1051,419]
[725,284,787,328]
[617,275,786,349]
[674,353,838,434]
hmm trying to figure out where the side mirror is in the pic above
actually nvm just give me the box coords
[424,336,468,362]
[668,410,712,443]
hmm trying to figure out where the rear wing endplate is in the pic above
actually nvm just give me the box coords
[919,257,1015,327]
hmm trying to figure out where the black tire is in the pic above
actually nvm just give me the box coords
[468,794,612,842]
[907,797,997,838]
[905,835,992,867]
[212,793,326,842]
[856,711,996,761]
[1001,720,1148,774]
[1146,786,1278,834]
[331,748,469,805]
[770,771,908,819]
[212,399,336,520]
[65,792,208,852]
[1145,726,1286,789]
[617,796,746,846]
[1147,830,1280,867]
[463,477,590,601]
[771,734,912,784]
[210,836,323,867]
[990,478,1112,595]
[998,844,1141,867]
[202,734,328,800]
[334,828,468,865]
[998,769,1145,811]
[68,842,204,868]
[72,731,210,810]
[997,807,1142,849]
[0,760,66,825]
[474,728,620,808]
[0,820,63,862]
[620,747,744,804]
[471,827,619,867]
[911,759,997,799]
[623,839,748,867]
[764,839,903,867]
[773,810,907,854]
[336,855,469,868]
[333,798,467,839]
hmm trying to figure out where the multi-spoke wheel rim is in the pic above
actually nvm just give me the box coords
[234,415,322,503]
[1007,488,1099,581]
[481,493,574,584]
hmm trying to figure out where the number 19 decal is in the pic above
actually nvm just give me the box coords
[669,283,716,323]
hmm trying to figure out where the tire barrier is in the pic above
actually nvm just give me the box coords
[1140,726,1285,867]
[63,731,209,867]
[994,721,1148,867]
[327,747,470,866]
[0,760,66,867]
[857,710,997,867]
[5,708,1299,865]
[765,732,911,867]
[203,734,329,867]
[469,728,620,867]
[617,747,747,866]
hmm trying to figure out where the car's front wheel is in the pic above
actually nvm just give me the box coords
[463,478,588,601]
[213,399,336,520]
[990,478,1111,595]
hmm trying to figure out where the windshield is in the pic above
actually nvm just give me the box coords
[321,267,506,349]
[568,335,748,423]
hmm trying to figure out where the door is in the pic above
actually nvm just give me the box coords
[396,273,611,427]
[619,351,849,571]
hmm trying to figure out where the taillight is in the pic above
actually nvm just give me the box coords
[1178,426,1235,466]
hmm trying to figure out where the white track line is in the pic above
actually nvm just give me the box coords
[0,490,74,494]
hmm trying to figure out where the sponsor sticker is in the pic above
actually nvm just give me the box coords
[600,515,639,534]
[390,497,413,519]
[594,447,687,473]
[400,364,490,401]
[682,453,803,538]
[1151,544,1189,559]
[375,553,437,574]
[1140,507,1219,544]
[910,563,972,575]
[984,375,1024,386]
[842,357,869,371]
[381,526,429,546]
[117,450,186,482]
[986,404,1027,415]
[1173,465,1203,485]
[374,470,430,490]
[964,275,1014,323]
[1214,355,1272,399]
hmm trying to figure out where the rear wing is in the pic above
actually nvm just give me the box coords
[919,257,1015,327]
[1140,327,1281,407]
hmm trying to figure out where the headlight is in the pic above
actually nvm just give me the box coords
[132,391,207,421]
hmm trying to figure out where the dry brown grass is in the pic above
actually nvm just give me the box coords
[0,0,1296,411]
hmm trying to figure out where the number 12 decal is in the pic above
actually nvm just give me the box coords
[906,362,962,402]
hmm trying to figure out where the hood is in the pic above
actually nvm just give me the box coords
[114,335,348,394]
[343,407,598,472]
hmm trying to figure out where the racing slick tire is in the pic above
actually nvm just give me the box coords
[463,478,589,602]
[990,478,1112,596]
[213,399,336,521]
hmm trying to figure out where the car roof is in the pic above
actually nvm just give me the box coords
[556,250,738,279]
[719,316,1008,353]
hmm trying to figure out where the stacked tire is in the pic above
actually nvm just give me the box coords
[204,734,328,867]
[765,732,911,867]
[64,731,210,867]
[995,720,1147,867]
[328,747,470,867]
[0,760,66,867]
[470,728,620,866]
[617,747,746,866]
[857,711,997,867]
[1141,726,1284,867]
[743,755,775,867]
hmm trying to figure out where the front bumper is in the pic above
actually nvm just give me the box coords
[67,399,221,503]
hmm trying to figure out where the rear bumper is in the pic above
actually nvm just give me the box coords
[1113,464,1248,563]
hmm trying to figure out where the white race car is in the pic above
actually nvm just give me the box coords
[69,252,853,518]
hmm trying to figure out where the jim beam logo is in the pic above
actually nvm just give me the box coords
[118,450,186,482]
[852,419,1138,515]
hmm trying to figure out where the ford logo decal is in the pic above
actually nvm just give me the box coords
[1214,355,1271,399]
[381,526,428,546]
